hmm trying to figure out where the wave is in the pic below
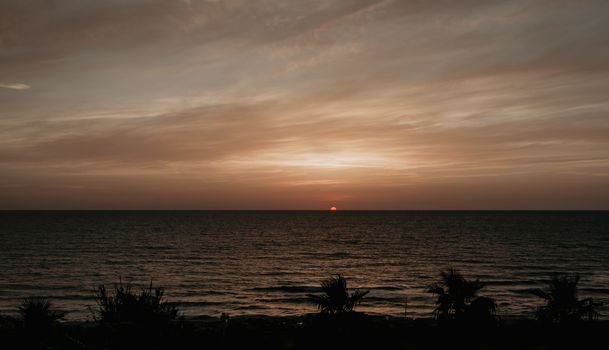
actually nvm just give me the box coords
[483,280,540,286]
[250,286,320,293]
[255,297,312,304]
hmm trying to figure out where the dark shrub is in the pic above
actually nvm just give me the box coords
[18,298,65,336]
[93,281,178,325]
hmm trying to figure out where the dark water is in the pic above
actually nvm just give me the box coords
[1,211,608,320]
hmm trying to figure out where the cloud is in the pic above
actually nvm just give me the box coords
[1,0,609,208]
[0,83,30,90]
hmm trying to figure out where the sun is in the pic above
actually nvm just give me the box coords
[330,206,337,211]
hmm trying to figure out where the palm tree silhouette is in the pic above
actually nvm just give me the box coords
[529,274,601,323]
[427,268,496,323]
[307,275,369,315]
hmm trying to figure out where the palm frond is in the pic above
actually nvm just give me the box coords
[308,275,368,315]
[528,288,551,300]
[532,274,600,323]
[428,268,496,323]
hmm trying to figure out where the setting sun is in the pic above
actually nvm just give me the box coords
[330,206,337,211]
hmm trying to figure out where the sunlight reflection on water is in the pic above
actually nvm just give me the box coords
[1,211,608,320]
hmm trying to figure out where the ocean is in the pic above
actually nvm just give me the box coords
[1,211,608,320]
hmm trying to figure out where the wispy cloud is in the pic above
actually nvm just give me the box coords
[0,83,30,90]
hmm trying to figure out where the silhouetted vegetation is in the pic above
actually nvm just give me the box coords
[1,271,608,349]
[18,297,65,336]
[529,274,602,323]
[307,275,369,315]
[427,268,497,324]
[92,281,178,325]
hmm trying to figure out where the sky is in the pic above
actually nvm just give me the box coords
[1,0,609,210]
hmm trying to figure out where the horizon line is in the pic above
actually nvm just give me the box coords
[1,209,608,212]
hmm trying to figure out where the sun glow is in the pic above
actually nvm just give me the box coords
[330,206,337,211]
